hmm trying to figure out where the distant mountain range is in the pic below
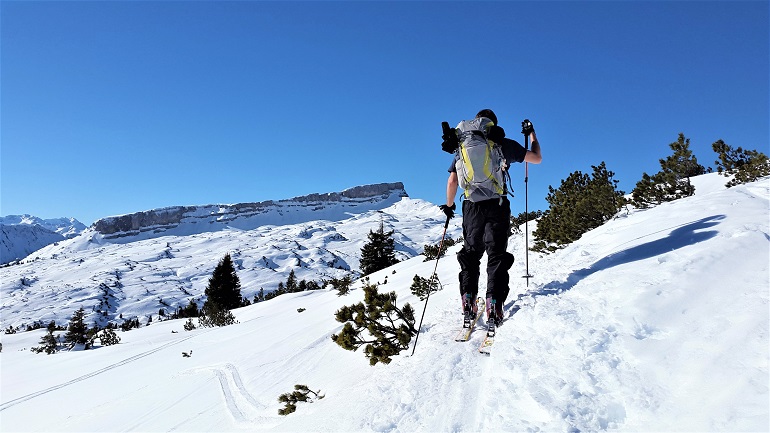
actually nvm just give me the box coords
[0,215,87,264]
[0,182,461,329]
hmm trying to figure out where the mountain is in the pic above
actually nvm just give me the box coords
[0,215,86,264]
[0,182,462,330]
[91,182,409,242]
[1,173,767,432]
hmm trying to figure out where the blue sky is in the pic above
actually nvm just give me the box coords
[2,1,768,225]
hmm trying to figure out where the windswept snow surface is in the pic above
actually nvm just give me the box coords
[1,174,768,432]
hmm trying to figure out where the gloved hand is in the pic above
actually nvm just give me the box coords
[521,119,535,135]
[441,122,459,153]
[439,203,456,219]
[487,125,505,143]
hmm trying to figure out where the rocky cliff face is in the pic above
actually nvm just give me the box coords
[92,182,408,242]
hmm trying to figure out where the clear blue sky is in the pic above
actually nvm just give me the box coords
[2,1,768,225]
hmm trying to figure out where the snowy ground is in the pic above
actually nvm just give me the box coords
[1,173,768,432]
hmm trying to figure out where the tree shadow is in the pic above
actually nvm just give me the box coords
[508,214,725,312]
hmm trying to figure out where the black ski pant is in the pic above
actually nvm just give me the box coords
[457,197,515,305]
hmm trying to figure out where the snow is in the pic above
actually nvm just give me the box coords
[1,173,768,432]
[0,195,462,330]
[0,216,86,264]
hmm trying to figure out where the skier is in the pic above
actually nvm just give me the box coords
[440,109,542,327]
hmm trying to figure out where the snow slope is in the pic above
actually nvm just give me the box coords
[0,195,462,330]
[1,173,768,432]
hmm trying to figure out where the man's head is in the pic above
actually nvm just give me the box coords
[476,109,497,125]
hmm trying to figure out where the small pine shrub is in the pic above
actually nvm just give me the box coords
[422,237,458,261]
[198,303,237,328]
[277,385,324,416]
[327,275,353,297]
[712,139,770,187]
[98,328,121,346]
[31,329,59,354]
[331,283,417,366]
[410,274,439,301]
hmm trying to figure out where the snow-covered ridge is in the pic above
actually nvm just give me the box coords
[92,182,408,241]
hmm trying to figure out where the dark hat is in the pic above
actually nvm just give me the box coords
[475,109,497,125]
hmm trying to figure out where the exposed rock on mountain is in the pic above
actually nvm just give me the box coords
[92,183,408,241]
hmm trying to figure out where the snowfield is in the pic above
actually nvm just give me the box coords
[1,173,768,432]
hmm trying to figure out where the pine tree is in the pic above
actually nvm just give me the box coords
[712,139,770,187]
[331,283,417,366]
[410,274,439,301]
[203,253,242,312]
[631,133,706,208]
[199,254,241,327]
[286,269,298,293]
[198,302,237,327]
[533,162,625,252]
[32,328,59,354]
[510,210,543,235]
[64,307,89,349]
[277,385,324,416]
[327,275,353,296]
[359,222,399,275]
[98,328,121,346]
[179,299,199,318]
[422,237,458,261]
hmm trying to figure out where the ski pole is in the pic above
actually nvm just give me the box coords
[522,121,533,286]
[411,214,450,356]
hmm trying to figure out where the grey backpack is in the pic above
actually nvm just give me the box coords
[454,117,508,202]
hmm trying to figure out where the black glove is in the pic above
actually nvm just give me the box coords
[521,119,535,136]
[441,121,459,154]
[439,203,456,219]
[487,125,505,143]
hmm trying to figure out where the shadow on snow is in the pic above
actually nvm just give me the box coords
[508,214,726,313]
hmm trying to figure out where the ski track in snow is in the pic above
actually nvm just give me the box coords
[179,363,281,428]
[0,330,207,412]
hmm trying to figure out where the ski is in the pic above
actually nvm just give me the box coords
[479,313,499,355]
[454,297,485,342]
[478,334,494,355]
